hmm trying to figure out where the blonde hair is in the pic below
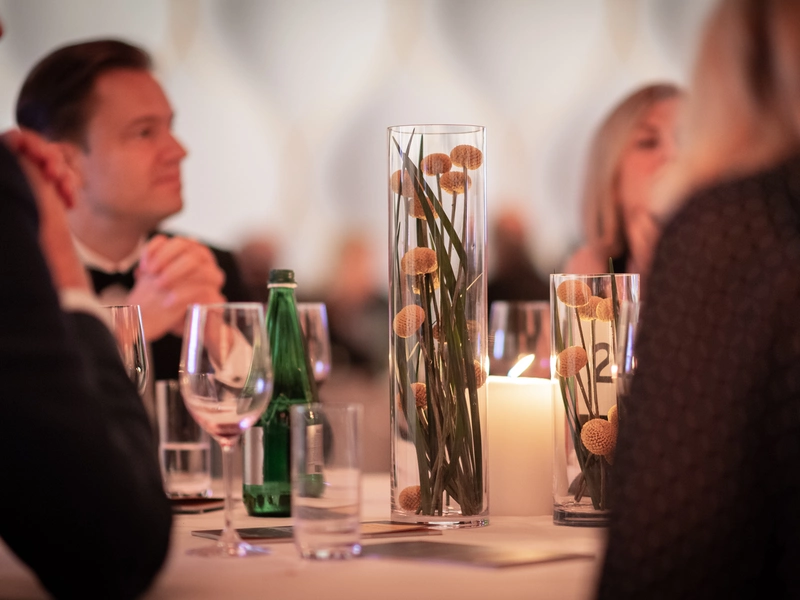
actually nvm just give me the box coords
[581,84,682,258]
[662,0,800,213]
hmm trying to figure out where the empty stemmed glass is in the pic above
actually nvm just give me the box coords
[179,302,273,557]
[488,300,550,378]
[613,299,641,423]
[296,302,332,387]
[105,304,149,395]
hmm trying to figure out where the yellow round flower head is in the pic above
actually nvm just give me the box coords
[556,280,592,307]
[400,247,438,276]
[439,171,471,195]
[408,195,438,220]
[473,360,488,388]
[577,296,603,321]
[555,346,588,378]
[607,404,618,429]
[390,169,417,198]
[421,153,452,176]
[399,485,421,511]
[450,144,483,170]
[595,297,614,322]
[411,382,427,408]
[393,305,426,338]
[580,418,617,456]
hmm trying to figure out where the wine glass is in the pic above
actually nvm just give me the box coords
[296,302,332,387]
[105,304,149,395]
[179,302,273,557]
[613,299,641,423]
[488,300,550,378]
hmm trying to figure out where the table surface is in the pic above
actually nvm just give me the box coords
[0,474,607,600]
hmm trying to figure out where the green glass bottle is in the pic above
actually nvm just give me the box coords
[243,269,318,516]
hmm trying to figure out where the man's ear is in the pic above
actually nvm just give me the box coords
[56,141,85,192]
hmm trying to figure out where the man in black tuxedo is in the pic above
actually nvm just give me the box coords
[15,40,251,383]
[1,121,171,597]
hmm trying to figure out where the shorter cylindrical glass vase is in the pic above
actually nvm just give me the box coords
[550,273,639,527]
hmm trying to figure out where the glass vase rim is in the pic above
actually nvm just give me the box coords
[387,123,485,135]
[550,272,639,278]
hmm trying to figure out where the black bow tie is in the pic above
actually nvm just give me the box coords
[88,266,136,293]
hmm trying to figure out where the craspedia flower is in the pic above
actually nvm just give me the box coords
[450,144,483,170]
[421,153,452,176]
[439,171,471,195]
[607,404,618,429]
[595,297,614,322]
[390,169,417,198]
[555,346,588,378]
[430,319,478,342]
[411,382,427,408]
[580,418,617,456]
[399,485,421,511]
[556,280,591,308]
[474,360,488,388]
[393,305,426,338]
[408,195,438,219]
[577,296,603,321]
[400,247,438,275]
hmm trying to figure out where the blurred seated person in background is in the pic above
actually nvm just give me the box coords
[0,125,171,598]
[15,39,250,382]
[235,233,279,304]
[487,205,549,309]
[315,233,390,472]
[319,233,388,378]
[598,0,800,597]
[564,82,683,284]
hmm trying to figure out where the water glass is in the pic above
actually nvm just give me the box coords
[156,380,212,498]
[291,403,363,559]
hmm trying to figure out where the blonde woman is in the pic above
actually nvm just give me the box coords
[565,83,682,280]
[598,0,800,597]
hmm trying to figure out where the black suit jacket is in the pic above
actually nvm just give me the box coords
[0,143,172,599]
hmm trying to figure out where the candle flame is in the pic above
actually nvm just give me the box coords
[508,354,535,378]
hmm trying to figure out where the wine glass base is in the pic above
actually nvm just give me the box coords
[188,541,270,558]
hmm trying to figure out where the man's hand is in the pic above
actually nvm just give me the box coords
[2,128,88,292]
[129,235,227,340]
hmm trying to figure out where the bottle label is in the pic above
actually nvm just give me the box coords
[306,423,324,475]
[243,427,264,485]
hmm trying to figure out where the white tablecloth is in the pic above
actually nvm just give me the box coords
[0,474,607,600]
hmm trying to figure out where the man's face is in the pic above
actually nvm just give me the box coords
[72,68,187,231]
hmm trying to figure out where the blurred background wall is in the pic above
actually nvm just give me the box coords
[0,0,715,294]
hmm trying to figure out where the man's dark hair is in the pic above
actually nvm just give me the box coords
[16,39,152,145]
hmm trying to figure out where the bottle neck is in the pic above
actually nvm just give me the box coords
[265,285,318,404]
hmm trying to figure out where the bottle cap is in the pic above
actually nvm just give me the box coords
[269,269,296,284]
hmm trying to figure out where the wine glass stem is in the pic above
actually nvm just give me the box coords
[218,440,241,548]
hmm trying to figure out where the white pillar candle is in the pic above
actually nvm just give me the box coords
[487,375,554,517]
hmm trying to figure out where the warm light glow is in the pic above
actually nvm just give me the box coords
[507,354,535,378]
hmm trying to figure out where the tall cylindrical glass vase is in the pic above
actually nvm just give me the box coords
[388,124,489,527]
[550,273,640,526]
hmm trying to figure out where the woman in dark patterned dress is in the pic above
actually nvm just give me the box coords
[598,1,800,598]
